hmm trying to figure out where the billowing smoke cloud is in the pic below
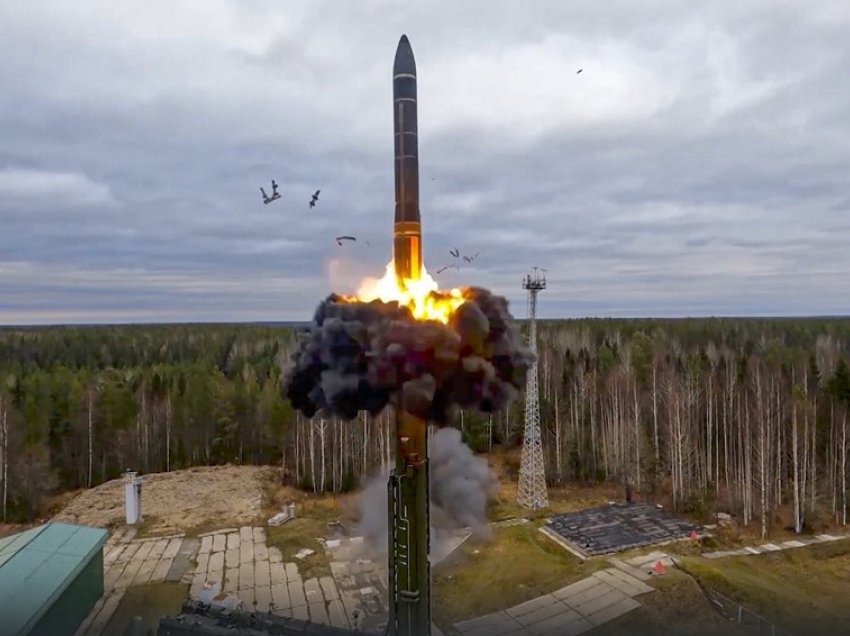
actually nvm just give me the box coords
[284,287,535,423]
[358,427,499,556]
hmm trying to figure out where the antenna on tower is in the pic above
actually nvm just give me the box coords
[517,267,549,510]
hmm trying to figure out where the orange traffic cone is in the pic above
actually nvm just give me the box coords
[689,529,698,541]
[652,560,666,575]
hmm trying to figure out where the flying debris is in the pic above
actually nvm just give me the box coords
[576,68,584,74]
[335,235,356,246]
[462,251,480,263]
[435,265,459,274]
[309,189,321,208]
[449,248,460,258]
[260,180,281,205]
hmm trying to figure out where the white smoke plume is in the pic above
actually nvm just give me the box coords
[357,427,499,557]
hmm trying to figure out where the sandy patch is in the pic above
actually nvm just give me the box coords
[53,465,278,534]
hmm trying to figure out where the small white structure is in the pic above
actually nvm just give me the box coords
[123,470,143,525]
[268,502,296,527]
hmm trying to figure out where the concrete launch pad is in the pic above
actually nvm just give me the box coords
[543,502,699,558]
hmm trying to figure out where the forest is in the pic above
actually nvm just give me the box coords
[1,318,849,539]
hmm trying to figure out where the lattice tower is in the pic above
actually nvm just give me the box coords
[517,268,549,510]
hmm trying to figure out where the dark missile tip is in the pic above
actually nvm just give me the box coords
[394,34,416,76]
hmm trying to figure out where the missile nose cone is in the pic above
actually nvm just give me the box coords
[394,34,416,76]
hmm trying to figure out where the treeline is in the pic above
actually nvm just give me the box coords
[1,318,849,539]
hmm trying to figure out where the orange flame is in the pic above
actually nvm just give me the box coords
[340,262,468,324]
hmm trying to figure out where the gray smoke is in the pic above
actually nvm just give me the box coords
[284,287,535,422]
[358,427,499,556]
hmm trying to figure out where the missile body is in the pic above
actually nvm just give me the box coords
[393,34,422,283]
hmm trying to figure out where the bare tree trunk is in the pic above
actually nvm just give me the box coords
[1,399,7,522]
[87,390,94,488]
[792,380,801,534]
[652,363,659,464]
[166,392,172,472]
[843,411,847,526]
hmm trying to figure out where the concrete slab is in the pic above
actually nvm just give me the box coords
[239,561,254,589]
[226,532,240,550]
[626,551,669,567]
[506,593,559,618]
[304,577,324,604]
[254,541,269,562]
[602,567,655,595]
[455,610,514,632]
[239,540,253,565]
[270,561,287,585]
[115,558,145,589]
[114,542,141,564]
[253,527,266,544]
[572,588,628,616]
[465,617,525,636]
[224,548,239,569]
[292,604,309,621]
[284,562,299,579]
[514,600,572,628]
[782,540,806,548]
[150,555,173,583]
[212,533,227,553]
[104,545,124,566]
[608,557,653,581]
[197,528,238,537]
[74,596,105,636]
[224,567,239,592]
[132,558,158,586]
[320,576,339,600]
[760,543,782,552]
[271,583,290,609]
[254,558,272,588]
[147,539,169,560]
[586,596,641,626]
[592,570,645,597]
[199,535,213,555]
[254,585,272,612]
[552,577,603,601]
[239,526,253,543]
[327,599,349,628]
[539,616,593,636]
[523,606,583,635]
[85,588,125,636]
[268,546,283,563]
[288,580,307,607]
[165,537,198,582]
[745,546,763,554]
[208,552,225,577]
[238,587,255,609]
[309,601,330,625]
[559,581,610,608]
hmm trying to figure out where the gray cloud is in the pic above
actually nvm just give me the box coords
[1,0,849,324]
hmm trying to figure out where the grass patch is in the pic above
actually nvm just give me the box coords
[432,522,606,628]
[265,495,346,580]
[104,581,188,635]
[681,539,850,634]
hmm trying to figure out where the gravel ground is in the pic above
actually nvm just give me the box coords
[53,465,278,534]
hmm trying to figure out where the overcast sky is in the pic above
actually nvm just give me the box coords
[1,0,848,324]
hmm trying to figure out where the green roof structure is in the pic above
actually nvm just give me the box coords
[0,522,108,636]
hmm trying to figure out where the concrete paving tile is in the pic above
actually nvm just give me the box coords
[163,538,182,560]
[304,577,324,604]
[572,588,628,617]
[239,561,254,589]
[320,576,339,600]
[254,585,272,612]
[253,527,266,544]
[292,604,309,621]
[85,588,125,636]
[115,559,145,589]
[760,543,782,552]
[224,567,239,592]
[114,542,141,564]
[604,567,655,595]
[208,551,225,574]
[309,601,330,625]
[271,583,290,609]
[288,580,307,607]
[464,616,524,636]
[199,535,213,555]
[227,532,240,550]
[285,562,299,579]
[104,545,125,566]
[586,596,641,626]
[74,596,105,636]
[607,557,652,581]
[268,546,283,563]
[238,587,255,609]
[552,577,604,601]
[514,600,572,627]
[239,526,253,542]
[212,533,227,552]
[254,541,269,562]
[559,581,611,608]
[539,616,593,636]
[103,564,125,592]
[150,555,173,583]
[225,548,239,569]
[197,528,237,537]
[270,561,287,585]
[147,539,169,560]
[525,606,583,635]
[194,552,210,576]
[327,599,349,628]
[455,610,512,632]
[254,558,272,588]
[239,541,253,565]
[506,593,559,618]
[782,540,806,548]
[132,558,158,586]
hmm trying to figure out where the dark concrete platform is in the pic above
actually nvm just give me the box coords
[544,502,699,557]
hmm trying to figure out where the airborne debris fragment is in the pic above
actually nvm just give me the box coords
[309,189,320,208]
[334,235,356,246]
[260,179,281,205]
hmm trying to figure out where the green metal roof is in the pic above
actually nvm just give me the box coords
[0,522,107,636]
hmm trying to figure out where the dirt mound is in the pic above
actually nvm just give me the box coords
[53,465,278,534]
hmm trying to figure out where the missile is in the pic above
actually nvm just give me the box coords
[393,34,422,284]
